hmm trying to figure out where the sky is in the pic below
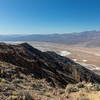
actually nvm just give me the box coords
[0,0,100,35]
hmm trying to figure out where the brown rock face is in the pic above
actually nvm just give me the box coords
[0,43,100,88]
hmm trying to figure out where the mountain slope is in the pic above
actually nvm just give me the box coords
[0,30,100,47]
[0,43,100,88]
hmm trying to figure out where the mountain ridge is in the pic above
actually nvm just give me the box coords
[0,30,100,47]
[0,42,100,88]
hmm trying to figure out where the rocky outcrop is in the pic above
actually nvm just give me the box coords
[0,43,100,88]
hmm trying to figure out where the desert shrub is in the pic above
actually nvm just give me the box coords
[45,94,51,97]
[93,84,100,91]
[77,82,85,88]
[13,79,23,84]
[24,92,34,100]
[48,87,54,91]
[59,89,65,94]
[0,78,6,83]
[32,83,38,88]
[11,96,18,100]
[16,91,34,100]
[81,97,90,100]
[12,91,19,96]
[32,82,43,90]
[39,90,45,95]
[66,86,78,93]
[84,86,90,93]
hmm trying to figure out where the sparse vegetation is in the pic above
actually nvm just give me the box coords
[66,86,78,93]
[93,84,100,91]
[10,91,34,100]
[0,62,100,100]
[11,96,18,100]
[81,97,90,100]
[22,91,34,100]
[0,78,6,83]
[77,82,85,88]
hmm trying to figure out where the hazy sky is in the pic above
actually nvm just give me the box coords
[0,0,100,35]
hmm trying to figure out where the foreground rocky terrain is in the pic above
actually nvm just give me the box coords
[0,43,100,100]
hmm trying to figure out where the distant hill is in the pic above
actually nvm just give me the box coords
[0,30,100,47]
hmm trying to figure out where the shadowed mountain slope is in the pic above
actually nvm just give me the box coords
[0,43,100,88]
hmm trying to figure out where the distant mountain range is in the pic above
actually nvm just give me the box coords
[0,30,100,47]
